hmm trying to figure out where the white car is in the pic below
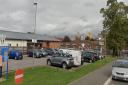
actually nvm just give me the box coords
[112,59,128,81]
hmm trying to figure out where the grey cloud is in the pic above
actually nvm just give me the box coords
[0,0,128,37]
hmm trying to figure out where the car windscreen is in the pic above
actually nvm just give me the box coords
[113,60,128,68]
[82,52,92,57]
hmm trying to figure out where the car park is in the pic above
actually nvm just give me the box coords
[8,49,23,60]
[47,52,74,69]
[112,59,128,81]
[28,49,45,58]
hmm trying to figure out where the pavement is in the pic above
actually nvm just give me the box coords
[2,56,47,72]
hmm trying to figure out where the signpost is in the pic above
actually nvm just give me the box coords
[0,44,9,80]
[0,56,2,78]
[0,56,2,67]
[0,34,9,80]
[15,69,24,85]
[32,39,37,43]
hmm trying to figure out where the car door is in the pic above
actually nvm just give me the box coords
[56,54,64,65]
[52,54,64,65]
[51,54,60,64]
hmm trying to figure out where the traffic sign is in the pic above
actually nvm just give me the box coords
[15,69,24,85]
[32,39,37,43]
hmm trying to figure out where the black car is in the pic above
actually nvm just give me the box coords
[81,51,97,63]
[28,49,44,58]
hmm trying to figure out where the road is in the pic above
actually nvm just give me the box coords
[110,80,128,85]
[70,62,128,85]
[2,56,47,72]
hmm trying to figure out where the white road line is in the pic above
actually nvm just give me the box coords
[103,76,112,85]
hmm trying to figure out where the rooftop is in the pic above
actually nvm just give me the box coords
[0,30,60,42]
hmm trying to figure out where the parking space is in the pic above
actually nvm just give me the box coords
[2,48,103,72]
[2,56,47,72]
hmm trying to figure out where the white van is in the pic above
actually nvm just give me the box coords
[59,49,82,66]
[112,59,128,81]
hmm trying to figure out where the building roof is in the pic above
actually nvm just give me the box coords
[0,30,60,42]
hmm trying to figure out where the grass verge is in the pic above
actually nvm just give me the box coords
[1,57,114,85]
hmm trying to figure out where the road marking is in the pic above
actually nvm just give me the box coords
[103,76,112,85]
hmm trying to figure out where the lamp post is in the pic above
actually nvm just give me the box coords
[33,2,37,67]
[34,2,37,34]
[99,37,102,54]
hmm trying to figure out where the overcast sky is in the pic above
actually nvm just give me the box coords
[0,0,127,37]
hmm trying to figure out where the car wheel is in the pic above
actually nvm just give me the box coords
[81,61,84,65]
[20,56,23,60]
[62,63,67,69]
[14,57,17,60]
[47,60,51,66]
[89,60,92,63]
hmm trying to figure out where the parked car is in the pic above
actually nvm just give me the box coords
[92,52,104,60]
[8,49,23,60]
[81,51,96,63]
[45,48,58,56]
[112,59,128,81]
[28,49,44,58]
[60,49,83,66]
[40,49,48,57]
[47,53,74,69]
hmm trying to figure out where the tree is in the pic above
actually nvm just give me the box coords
[63,36,71,42]
[100,0,128,56]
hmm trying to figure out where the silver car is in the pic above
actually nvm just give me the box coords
[112,59,128,81]
[47,53,74,69]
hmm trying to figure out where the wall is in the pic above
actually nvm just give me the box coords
[42,41,61,48]
[49,42,61,48]
[4,40,27,47]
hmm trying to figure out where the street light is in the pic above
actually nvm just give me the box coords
[34,2,37,34]
[98,37,102,55]
[33,2,38,67]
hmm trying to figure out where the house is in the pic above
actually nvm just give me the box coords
[0,30,61,54]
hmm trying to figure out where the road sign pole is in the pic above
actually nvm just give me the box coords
[6,61,8,80]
